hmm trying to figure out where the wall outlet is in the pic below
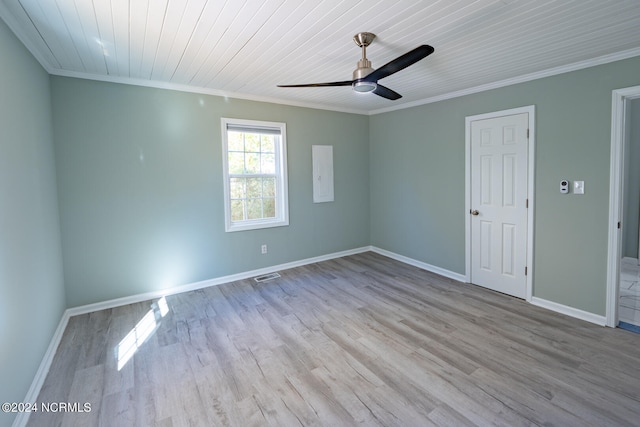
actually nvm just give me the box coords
[261,244,268,254]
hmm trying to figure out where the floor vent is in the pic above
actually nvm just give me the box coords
[254,272,281,283]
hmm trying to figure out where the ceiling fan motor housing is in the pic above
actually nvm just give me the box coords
[352,58,376,92]
[353,58,374,80]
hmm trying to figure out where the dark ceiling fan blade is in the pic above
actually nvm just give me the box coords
[277,80,354,88]
[373,84,402,100]
[363,45,434,82]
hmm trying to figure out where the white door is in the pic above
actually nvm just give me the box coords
[470,112,529,298]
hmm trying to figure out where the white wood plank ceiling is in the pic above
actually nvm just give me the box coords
[1,0,640,114]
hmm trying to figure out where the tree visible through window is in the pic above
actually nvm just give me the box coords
[221,118,288,232]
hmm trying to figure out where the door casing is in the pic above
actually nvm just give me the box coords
[607,85,640,327]
[465,105,535,301]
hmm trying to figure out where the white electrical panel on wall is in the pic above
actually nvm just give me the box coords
[312,145,334,203]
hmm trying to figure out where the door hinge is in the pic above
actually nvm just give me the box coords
[618,221,621,229]
[525,266,528,276]
[527,128,530,139]
[526,198,529,208]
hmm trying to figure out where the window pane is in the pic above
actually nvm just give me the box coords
[245,133,261,153]
[261,153,275,174]
[228,131,244,151]
[245,153,260,174]
[261,135,275,153]
[228,152,244,174]
[263,178,275,197]
[222,118,287,232]
[263,198,276,218]
[229,178,245,199]
[230,200,245,221]
[246,178,262,198]
[246,199,263,219]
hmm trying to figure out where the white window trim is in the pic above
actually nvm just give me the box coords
[221,118,289,232]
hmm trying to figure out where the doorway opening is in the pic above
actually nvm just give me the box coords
[606,85,640,328]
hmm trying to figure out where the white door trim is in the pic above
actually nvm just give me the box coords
[465,105,535,301]
[606,85,640,327]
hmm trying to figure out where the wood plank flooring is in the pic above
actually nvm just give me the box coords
[28,252,640,426]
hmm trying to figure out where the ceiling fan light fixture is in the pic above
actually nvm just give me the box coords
[352,80,377,93]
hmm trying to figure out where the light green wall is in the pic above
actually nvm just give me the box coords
[0,19,65,427]
[371,55,640,316]
[51,77,370,307]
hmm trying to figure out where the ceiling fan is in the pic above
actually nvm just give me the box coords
[278,32,434,100]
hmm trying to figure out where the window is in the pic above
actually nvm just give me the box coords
[221,118,289,232]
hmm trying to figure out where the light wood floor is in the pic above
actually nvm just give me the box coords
[28,252,640,426]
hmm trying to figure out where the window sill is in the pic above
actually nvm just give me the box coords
[225,218,289,233]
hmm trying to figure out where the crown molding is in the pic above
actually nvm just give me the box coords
[369,47,640,115]
[50,69,371,116]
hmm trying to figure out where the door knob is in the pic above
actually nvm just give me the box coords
[470,209,479,216]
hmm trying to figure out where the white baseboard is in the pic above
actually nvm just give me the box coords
[370,246,467,283]
[13,311,71,427]
[370,247,608,327]
[530,297,607,326]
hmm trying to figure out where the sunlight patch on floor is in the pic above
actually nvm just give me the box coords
[115,296,169,370]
